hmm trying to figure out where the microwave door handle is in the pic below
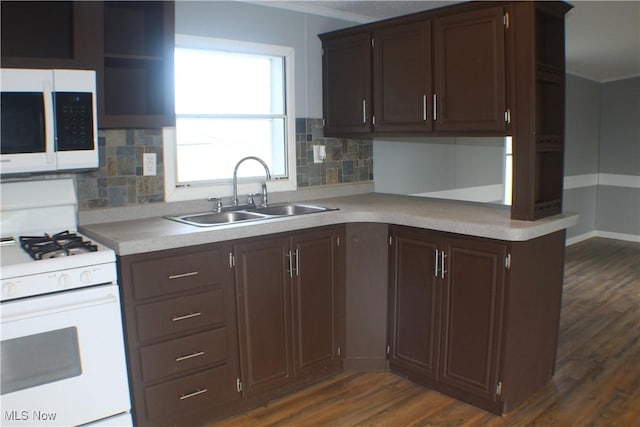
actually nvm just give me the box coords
[42,80,56,165]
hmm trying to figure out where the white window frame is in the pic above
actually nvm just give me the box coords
[164,34,297,202]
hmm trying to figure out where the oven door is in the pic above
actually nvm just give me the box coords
[1,284,131,426]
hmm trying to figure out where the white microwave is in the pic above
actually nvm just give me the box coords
[0,68,98,175]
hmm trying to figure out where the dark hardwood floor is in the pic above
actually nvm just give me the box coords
[212,238,640,426]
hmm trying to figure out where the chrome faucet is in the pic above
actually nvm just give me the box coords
[232,156,271,207]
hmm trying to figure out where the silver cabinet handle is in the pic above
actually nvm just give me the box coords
[434,249,439,277]
[172,312,202,322]
[168,271,199,280]
[423,95,427,121]
[175,351,205,362]
[286,250,293,278]
[179,388,208,400]
[432,94,437,121]
[362,99,367,124]
[441,251,447,279]
[295,249,300,277]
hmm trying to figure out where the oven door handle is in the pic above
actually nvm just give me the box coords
[2,292,119,323]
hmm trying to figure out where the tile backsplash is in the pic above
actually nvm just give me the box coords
[70,119,373,210]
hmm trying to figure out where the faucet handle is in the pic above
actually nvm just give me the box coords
[247,193,261,207]
[207,196,223,212]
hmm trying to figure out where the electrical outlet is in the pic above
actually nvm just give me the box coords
[143,153,157,176]
[313,145,326,163]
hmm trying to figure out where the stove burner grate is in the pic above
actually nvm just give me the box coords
[19,231,98,260]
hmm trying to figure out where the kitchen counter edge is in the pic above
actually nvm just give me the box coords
[79,193,579,256]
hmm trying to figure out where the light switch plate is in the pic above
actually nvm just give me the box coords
[143,153,157,176]
[313,145,326,163]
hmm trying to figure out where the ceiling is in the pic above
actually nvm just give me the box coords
[255,1,640,83]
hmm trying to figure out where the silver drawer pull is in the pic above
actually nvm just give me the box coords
[179,388,208,400]
[171,312,202,322]
[175,351,205,362]
[168,271,199,280]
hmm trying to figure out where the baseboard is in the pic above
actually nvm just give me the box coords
[566,230,640,246]
[343,357,389,372]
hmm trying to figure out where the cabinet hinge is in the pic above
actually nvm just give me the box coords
[505,253,511,270]
[229,252,235,269]
[496,381,503,396]
[386,345,390,355]
[337,346,341,356]
[504,13,510,29]
[237,378,243,393]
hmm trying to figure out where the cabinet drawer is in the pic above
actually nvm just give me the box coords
[144,365,231,422]
[131,249,224,300]
[136,289,225,342]
[140,328,229,383]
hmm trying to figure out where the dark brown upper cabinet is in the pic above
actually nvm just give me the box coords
[99,1,175,128]
[1,1,175,129]
[1,1,100,69]
[321,33,372,136]
[373,21,432,133]
[433,6,506,132]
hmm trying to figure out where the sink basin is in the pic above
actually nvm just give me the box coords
[249,203,335,216]
[166,203,336,227]
[167,210,269,227]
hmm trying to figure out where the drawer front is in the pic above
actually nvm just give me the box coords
[131,249,225,300]
[144,365,232,422]
[140,328,229,383]
[136,289,225,342]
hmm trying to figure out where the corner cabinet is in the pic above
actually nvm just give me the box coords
[234,226,346,404]
[388,225,566,414]
[321,33,372,135]
[118,243,240,427]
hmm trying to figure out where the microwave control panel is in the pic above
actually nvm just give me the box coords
[55,92,94,151]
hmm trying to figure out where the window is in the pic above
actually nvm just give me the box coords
[503,136,513,205]
[164,35,296,202]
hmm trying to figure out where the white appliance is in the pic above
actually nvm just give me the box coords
[0,179,132,426]
[0,68,98,175]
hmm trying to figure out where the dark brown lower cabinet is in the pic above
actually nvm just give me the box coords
[388,225,565,414]
[118,243,241,427]
[234,226,345,404]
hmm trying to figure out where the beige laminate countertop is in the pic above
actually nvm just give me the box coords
[79,193,578,256]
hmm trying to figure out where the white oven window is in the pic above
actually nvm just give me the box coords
[1,327,82,395]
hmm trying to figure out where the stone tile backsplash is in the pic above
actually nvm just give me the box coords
[72,119,373,210]
[75,129,165,210]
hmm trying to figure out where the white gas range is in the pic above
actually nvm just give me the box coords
[0,178,132,426]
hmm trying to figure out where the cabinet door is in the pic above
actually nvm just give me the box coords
[373,21,432,133]
[291,228,342,382]
[388,227,440,381]
[438,236,506,401]
[322,32,372,136]
[234,236,293,399]
[433,6,506,132]
[1,1,100,69]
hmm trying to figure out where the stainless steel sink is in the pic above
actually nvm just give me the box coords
[249,203,335,216]
[166,210,269,227]
[166,203,337,227]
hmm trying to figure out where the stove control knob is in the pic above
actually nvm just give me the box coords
[80,271,93,285]
[3,282,16,297]
[59,274,73,289]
